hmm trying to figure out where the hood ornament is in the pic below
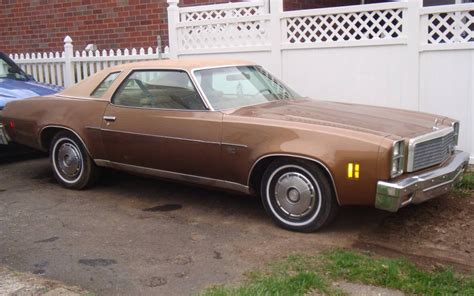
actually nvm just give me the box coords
[432,118,440,131]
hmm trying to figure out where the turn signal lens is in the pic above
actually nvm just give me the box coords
[347,163,360,179]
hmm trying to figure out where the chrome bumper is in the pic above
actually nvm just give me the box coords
[375,151,470,212]
[0,124,9,145]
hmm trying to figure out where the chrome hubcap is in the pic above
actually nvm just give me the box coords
[57,142,82,179]
[274,172,316,217]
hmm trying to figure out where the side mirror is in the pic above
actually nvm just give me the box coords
[26,74,35,81]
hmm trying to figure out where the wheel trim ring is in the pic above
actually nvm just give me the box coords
[52,137,84,184]
[266,165,322,227]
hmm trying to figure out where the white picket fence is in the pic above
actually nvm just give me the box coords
[10,36,169,87]
[166,0,474,162]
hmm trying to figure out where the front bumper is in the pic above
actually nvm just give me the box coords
[375,151,469,212]
[0,123,10,145]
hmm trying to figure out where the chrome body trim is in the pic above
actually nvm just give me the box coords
[451,120,460,145]
[222,142,248,148]
[54,94,107,101]
[94,159,250,194]
[0,123,10,145]
[406,126,454,172]
[100,128,221,145]
[390,139,405,178]
[248,154,340,205]
[103,116,116,122]
[375,151,469,212]
[39,125,92,156]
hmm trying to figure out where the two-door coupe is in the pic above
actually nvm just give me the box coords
[0,59,469,232]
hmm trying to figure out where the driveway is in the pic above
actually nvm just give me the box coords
[1,155,472,295]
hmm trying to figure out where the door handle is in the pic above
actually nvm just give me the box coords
[103,116,116,122]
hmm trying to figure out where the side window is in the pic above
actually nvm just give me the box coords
[90,72,121,98]
[112,70,206,110]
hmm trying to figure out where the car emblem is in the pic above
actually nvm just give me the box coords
[432,118,440,131]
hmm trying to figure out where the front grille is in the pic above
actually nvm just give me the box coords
[412,131,454,171]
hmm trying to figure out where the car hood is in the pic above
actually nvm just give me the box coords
[0,78,63,108]
[226,99,449,139]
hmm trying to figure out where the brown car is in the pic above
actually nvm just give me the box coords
[0,59,469,232]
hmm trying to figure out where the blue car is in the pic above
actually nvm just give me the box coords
[0,52,63,110]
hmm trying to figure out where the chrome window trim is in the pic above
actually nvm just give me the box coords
[109,69,212,111]
[90,71,122,98]
[94,159,250,194]
[191,64,301,112]
[247,153,340,205]
[406,126,454,172]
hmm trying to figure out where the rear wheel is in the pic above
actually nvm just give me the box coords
[260,159,339,232]
[50,131,99,189]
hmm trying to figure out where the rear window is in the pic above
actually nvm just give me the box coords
[90,72,121,98]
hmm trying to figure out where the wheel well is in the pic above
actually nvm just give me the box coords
[40,127,87,154]
[40,127,65,151]
[248,155,338,202]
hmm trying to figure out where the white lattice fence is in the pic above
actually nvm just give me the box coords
[281,3,407,47]
[179,1,266,21]
[173,1,271,53]
[177,16,271,51]
[423,4,474,45]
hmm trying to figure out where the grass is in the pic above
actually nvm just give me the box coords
[200,249,474,296]
[455,171,474,195]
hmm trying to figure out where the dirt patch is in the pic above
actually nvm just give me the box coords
[356,193,474,272]
[0,266,86,296]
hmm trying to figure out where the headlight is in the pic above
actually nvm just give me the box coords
[391,140,405,178]
[452,121,459,146]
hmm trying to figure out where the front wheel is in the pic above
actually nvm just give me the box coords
[50,131,99,189]
[260,159,339,232]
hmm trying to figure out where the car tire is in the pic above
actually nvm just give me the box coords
[260,158,339,232]
[50,131,99,189]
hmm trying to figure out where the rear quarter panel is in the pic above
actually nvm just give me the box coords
[1,96,109,159]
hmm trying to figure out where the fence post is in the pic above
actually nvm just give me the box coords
[401,0,422,111]
[269,0,283,79]
[63,35,74,87]
[167,0,180,59]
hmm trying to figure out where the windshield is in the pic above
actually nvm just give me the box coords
[193,66,301,110]
[0,55,28,81]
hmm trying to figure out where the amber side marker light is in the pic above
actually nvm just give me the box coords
[347,163,360,179]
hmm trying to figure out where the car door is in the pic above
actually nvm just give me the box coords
[100,69,223,180]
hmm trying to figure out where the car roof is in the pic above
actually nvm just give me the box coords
[108,58,255,72]
[58,59,255,100]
